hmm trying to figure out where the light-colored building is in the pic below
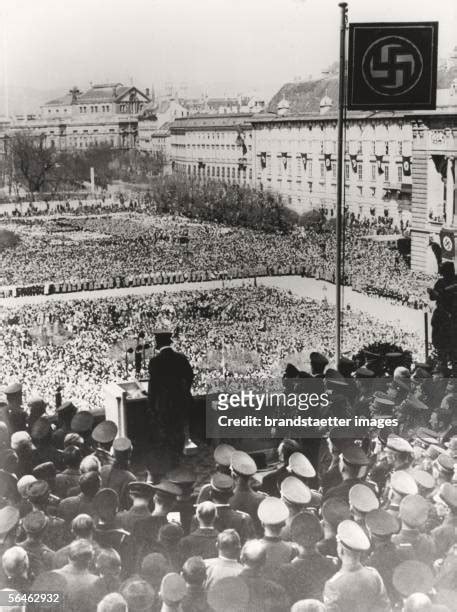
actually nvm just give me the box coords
[169,113,253,183]
[9,83,151,150]
[138,98,188,154]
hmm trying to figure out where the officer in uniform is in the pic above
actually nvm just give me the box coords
[31,417,63,469]
[365,508,402,606]
[166,467,197,536]
[70,411,95,456]
[100,437,136,511]
[392,494,436,565]
[228,451,266,536]
[204,473,255,544]
[197,444,235,503]
[323,520,391,612]
[117,481,154,533]
[148,328,194,470]
[431,482,457,558]
[52,401,77,449]
[3,383,27,434]
[25,480,67,551]
[257,497,299,579]
[323,446,371,503]
[279,476,312,540]
[260,439,301,496]
[348,483,379,533]
[317,497,351,559]
[90,421,117,467]
[385,470,418,517]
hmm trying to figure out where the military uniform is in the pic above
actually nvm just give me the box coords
[431,483,457,557]
[229,451,266,535]
[392,494,436,565]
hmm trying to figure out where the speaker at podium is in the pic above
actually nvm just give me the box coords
[102,380,150,453]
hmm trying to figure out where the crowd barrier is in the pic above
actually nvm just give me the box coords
[0,267,432,312]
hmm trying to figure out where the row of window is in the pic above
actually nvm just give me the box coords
[176,164,253,180]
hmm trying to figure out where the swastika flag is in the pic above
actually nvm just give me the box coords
[347,22,438,111]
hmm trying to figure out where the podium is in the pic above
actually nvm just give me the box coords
[102,380,150,451]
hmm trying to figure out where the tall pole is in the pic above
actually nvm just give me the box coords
[335,2,348,364]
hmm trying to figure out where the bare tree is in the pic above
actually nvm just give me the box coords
[8,131,56,194]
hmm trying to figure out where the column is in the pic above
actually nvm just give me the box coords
[445,156,454,226]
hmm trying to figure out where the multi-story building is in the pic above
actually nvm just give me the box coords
[138,98,188,155]
[169,114,253,184]
[8,83,151,150]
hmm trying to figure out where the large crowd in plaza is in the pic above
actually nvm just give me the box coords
[0,200,431,310]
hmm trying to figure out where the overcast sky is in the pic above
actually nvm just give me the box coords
[1,0,456,98]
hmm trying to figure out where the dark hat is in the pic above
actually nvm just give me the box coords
[27,396,46,410]
[386,435,413,454]
[0,470,18,500]
[0,505,20,537]
[31,416,51,441]
[414,361,433,372]
[92,420,118,444]
[337,519,370,551]
[71,410,94,434]
[390,470,418,497]
[399,494,430,527]
[322,498,351,527]
[280,476,312,505]
[94,488,119,518]
[412,367,432,381]
[349,483,379,513]
[160,572,187,604]
[213,444,235,467]
[354,367,375,379]
[411,469,435,492]
[167,467,196,486]
[257,497,289,525]
[371,392,395,412]
[288,452,316,478]
[310,352,328,366]
[210,473,234,492]
[112,437,132,453]
[153,329,173,340]
[57,400,77,415]
[435,483,457,510]
[365,509,399,537]
[207,576,249,612]
[26,479,50,503]
[325,369,349,387]
[150,480,182,497]
[290,511,323,547]
[127,481,155,498]
[32,462,56,481]
[22,510,48,534]
[341,446,369,466]
[435,453,455,475]
[393,560,434,597]
[230,451,257,477]
[4,382,22,395]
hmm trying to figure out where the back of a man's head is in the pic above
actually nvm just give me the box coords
[196,501,216,527]
[182,556,207,586]
[291,600,326,612]
[63,445,82,469]
[2,546,28,578]
[68,538,94,569]
[96,548,121,577]
[72,513,94,539]
[217,529,241,559]
[120,578,155,612]
[96,593,128,612]
[80,455,101,474]
[140,552,171,590]
[403,593,432,612]
[79,471,101,498]
[240,540,266,570]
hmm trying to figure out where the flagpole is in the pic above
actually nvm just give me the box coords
[336,2,348,365]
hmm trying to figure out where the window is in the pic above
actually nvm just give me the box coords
[358,141,363,154]
[308,163,312,178]
[397,165,402,182]
[357,164,363,180]
[332,163,337,178]
[384,165,390,181]
[221,167,225,178]
[249,168,252,180]
[385,141,389,155]
[398,141,403,155]
[345,163,349,180]
[232,168,236,178]
[371,141,376,155]
[371,164,376,181]
[320,163,325,178]
[216,166,220,177]
[320,141,324,154]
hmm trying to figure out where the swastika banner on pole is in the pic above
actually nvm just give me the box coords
[347,22,438,110]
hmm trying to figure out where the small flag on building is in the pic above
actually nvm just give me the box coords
[375,155,384,174]
[324,154,332,171]
[301,153,308,169]
[260,152,267,169]
[281,153,288,170]
[402,156,412,176]
[350,155,358,172]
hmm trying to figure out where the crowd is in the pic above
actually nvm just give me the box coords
[0,286,422,412]
[2,340,457,611]
[0,209,431,309]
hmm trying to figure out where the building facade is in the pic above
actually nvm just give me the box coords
[9,83,151,150]
[169,114,253,184]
